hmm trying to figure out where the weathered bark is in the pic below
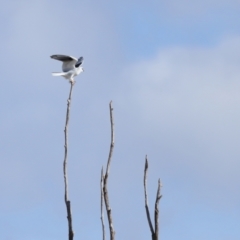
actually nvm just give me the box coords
[101,101,115,240]
[63,82,75,240]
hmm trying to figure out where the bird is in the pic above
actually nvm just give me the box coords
[50,54,84,83]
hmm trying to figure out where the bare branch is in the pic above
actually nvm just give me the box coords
[103,101,115,240]
[105,101,114,178]
[144,156,162,240]
[101,167,106,240]
[154,179,162,240]
[63,81,75,240]
[144,156,155,237]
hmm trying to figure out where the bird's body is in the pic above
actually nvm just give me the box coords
[50,54,84,83]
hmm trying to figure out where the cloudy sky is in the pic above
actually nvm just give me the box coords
[1,1,240,239]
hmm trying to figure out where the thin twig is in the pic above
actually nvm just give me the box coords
[103,101,115,240]
[105,101,114,178]
[154,179,162,240]
[144,156,155,238]
[63,81,75,240]
[101,167,106,240]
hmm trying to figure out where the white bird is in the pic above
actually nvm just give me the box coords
[50,54,84,83]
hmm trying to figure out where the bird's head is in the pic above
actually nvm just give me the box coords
[75,56,84,68]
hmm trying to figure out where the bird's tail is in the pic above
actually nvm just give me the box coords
[52,72,65,76]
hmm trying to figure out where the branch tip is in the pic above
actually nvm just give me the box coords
[145,156,148,170]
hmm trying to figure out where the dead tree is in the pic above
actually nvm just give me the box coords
[63,82,75,240]
[144,156,162,240]
[100,104,162,240]
[101,101,115,240]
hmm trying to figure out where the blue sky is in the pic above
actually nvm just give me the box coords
[1,1,240,239]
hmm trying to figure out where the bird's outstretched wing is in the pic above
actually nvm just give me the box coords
[51,54,78,72]
[50,55,78,62]
[75,57,84,68]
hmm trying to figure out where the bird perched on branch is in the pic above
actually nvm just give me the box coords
[50,54,84,83]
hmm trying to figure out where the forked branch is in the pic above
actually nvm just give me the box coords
[63,81,75,240]
[144,156,162,240]
[101,101,115,240]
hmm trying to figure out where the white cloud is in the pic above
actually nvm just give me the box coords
[117,35,240,207]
